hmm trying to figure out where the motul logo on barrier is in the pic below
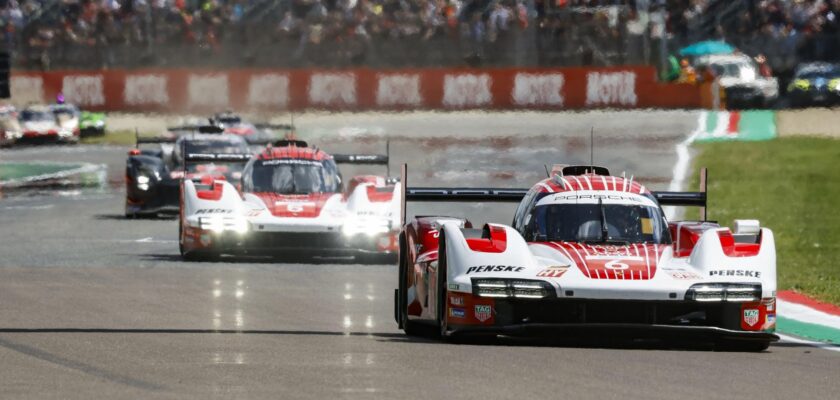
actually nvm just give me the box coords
[124,74,169,105]
[10,76,44,104]
[512,73,564,106]
[248,74,289,107]
[62,75,105,106]
[188,74,229,108]
[309,73,357,106]
[443,73,492,107]
[585,71,637,106]
[376,74,422,106]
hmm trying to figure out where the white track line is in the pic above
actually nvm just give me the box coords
[777,333,840,353]
[664,111,704,220]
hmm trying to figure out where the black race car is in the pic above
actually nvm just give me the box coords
[125,126,251,218]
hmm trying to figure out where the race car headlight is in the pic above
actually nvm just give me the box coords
[136,175,150,191]
[342,217,390,237]
[472,278,556,299]
[685,283,761,302]
[199,216,249,234]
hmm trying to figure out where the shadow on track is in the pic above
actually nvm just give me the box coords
[94,214,177,221]
[136,252,397,266]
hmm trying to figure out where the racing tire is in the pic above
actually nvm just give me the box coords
[398,233,424,336]
[714,340,771,352]
[437,230,450,339]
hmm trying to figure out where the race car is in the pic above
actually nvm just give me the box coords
[0,105,20,147]
[208,111,293,144]
[12,105,79,144]
[125,126,251,218]
[394,164,778,351]
[179,139,400,262]
[79,110,107,136]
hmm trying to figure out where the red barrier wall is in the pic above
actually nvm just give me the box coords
[9,67,702,112]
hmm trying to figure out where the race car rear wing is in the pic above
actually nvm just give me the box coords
[399,164,528,224]
[652,167,708,221]
[183,153,252,163]
[399,164,710,223]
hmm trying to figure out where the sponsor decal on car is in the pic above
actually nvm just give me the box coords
[743,309,760,327]
[709,269,761,278]
[449,295,464,306]
[474,305,492,322]
[195,208,233,214]
[449,308,465,318]
[466,265,525,274]
[667,270,703,280]
[536,265,569,278]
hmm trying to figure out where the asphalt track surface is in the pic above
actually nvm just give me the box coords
[0,111,838,399]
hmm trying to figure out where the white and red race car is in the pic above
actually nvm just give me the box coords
[179,140,400,262]
[395,165,778,350]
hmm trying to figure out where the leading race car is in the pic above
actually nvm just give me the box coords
[125,126,251,218]
[179,139,400,262]
[395,164,778,351]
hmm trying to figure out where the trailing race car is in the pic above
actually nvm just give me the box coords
[12,105,79,144]
[179,139,400,262]
[80,110,107,136]
[395,164,778,351]
[0,105,20,147]
[125,126,251,218]
[208,111,293,144]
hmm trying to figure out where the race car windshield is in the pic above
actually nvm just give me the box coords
[527,203,671,244]
[20,110,54,122]
[244,160,338,194]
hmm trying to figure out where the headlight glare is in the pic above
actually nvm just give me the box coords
[472,278,555,299]
[685,283,761,302]
[199,216,248,234]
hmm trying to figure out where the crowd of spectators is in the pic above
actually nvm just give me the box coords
[2,0,840,70]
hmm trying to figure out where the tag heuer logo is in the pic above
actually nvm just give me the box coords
[743,309,760,327]
[474,305,492,322]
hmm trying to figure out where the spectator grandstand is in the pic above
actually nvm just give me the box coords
[2,0,840,75]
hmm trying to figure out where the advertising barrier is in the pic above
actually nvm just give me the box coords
[10,67,702,112]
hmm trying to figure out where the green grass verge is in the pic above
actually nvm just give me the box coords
[691,137,840,305]
[80,130,137,146]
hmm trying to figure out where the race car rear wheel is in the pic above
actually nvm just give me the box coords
[436,231,450,338]
[398,233,424,336]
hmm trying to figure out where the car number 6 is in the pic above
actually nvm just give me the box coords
[604,259,630,270]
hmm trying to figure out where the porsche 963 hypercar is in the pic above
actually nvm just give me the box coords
[395,164,777,351]
[179,139,401,262]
